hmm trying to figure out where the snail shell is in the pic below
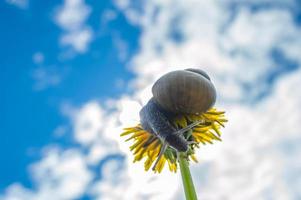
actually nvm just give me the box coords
[152,68,216,115]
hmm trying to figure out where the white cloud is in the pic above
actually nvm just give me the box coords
[31,67,63,91]
[101,9,118,25]
[6,0,28,9]
[57,64,300,200]
[111,0,301,199]
[90,157,180,200]
[54,0,93,53]
[53,125,68,138]
[60,101,121,165]
[70,101,105,145]
[87,68,301,200]
[55,0,90,31]
[1,148,93,200]
[116,0,301,103]
[60,27,93,53]
[191,68,301,200]
[113,36,128,61]
[32,52,44,65]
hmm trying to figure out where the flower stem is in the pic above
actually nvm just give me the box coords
[178,152,198,200]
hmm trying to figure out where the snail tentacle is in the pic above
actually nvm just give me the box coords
[152,142,168,171]
[174,120,202,136]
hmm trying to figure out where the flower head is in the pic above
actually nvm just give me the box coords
[121,108,227,173]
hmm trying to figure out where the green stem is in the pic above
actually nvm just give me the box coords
[178,152,198,200]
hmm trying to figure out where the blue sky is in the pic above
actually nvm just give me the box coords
[0,0,138,190]
[1,0,301,199]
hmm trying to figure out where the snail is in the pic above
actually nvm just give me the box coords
[139,68,216,169]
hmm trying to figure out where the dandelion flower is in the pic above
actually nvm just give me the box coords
[121,108,227,173]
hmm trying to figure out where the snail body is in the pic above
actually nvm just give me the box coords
[139,68,216,153]
[139,98,188,152]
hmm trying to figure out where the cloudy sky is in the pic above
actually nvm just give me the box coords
[1,0,301,199]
